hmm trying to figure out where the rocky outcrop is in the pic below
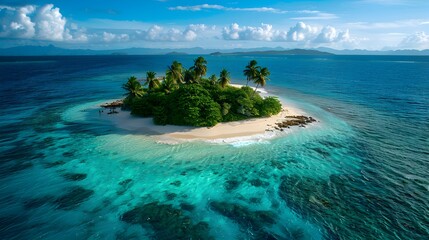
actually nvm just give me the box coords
[275,115,316,130]
[121,202,213,240]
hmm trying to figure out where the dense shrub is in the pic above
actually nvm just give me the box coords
[129,82,281,127]
[131,92,166,117]
[259,97,282,117]
[168,84,222,127]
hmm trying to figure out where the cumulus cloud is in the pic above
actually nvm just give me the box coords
[34,4,66,41]
[222,22,350,44]
[0,5,36,38]
[223,23,275,41]
[0,4,87,42]
[398,32,429,49]
[314,26,351,43]
[169,4,287,13]
[285,22,319,41]
[138,24,208,42]
[103,32,129,42]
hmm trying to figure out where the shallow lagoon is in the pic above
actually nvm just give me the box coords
[0,55,428,239]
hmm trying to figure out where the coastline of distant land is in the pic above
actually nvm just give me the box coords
[1,45,428,56]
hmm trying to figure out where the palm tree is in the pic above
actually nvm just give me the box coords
[218,69,231,88]
[209,74,217,85]
[253,67,270,95]
[122,76,144,100]
[191,56,207,79]
[183,69,198,84]
[162,75,177,94]
[166,61,183,84]
[145,71,160,90]
[243,60,258,87]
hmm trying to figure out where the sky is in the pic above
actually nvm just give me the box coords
[0,0,429,50]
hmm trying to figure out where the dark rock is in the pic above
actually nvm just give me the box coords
[275,115,316,130]
[36,137,56,148]
[101,100,123,108]
[119,179,133,186]
[1,146,33,164]
[23,196,55,209]
[121,202,213,239]
[0,162,33,177]
[254,231,283,240]
[249,197,262,204]
[170,180,181,187]
[319,140,344,149]
[62,173,87,181]
[180,203,196,211]
[270,160,286,170]
[209,201,276,234]
[0,215,29,239]
[10,162,33,173]
[278,175,387,239]
[225,180,241,191]
[311,147,331,157]
[117,179,133,195]
[166,192,177,200]
[43,137,55,144]
[249,179,268,187]
[44,160,66,168]
[62,151,74,157]
[54,186,94,210]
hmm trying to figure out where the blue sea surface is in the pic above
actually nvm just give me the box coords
[0,55,428,239]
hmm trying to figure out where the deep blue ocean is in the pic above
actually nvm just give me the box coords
[0,55,428,239]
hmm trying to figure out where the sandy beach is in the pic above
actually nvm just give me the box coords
[101,84,307,142]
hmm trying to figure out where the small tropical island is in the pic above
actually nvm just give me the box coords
[101,56,316,141]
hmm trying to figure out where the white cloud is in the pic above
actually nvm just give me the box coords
[346,19,429,30]
[169,4,287,13]
[137,24,208,42]
[292,10,338,20]
[285,22,319,41]
[169,4,224,11]
[0,4,87,42]
[222,22,353,46]
[0,5,36,38]
[398,32,429,49]
[103,32,129,42]
[223,23,275,41]
[0,5,15,10]
[34,4,66,41]
[315,26,351,43]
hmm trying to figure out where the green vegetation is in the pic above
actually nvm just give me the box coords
[122,57,282,127]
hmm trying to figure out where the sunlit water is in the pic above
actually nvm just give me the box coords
[0,55,428,239]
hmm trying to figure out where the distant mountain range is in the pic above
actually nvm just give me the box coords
[316,47,429,56]
[210,49,333,56]
[0,45,428,56]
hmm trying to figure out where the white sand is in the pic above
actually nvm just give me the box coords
[101,84,307,143]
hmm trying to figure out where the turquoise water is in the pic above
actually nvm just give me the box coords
[0,55,428,239]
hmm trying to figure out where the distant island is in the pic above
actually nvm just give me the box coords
[210,49,333,56]
[1,45,429,56]
[165,51,188,55]
[118,57,282,127]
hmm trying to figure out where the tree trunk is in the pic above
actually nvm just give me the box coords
[252,83,260,97]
